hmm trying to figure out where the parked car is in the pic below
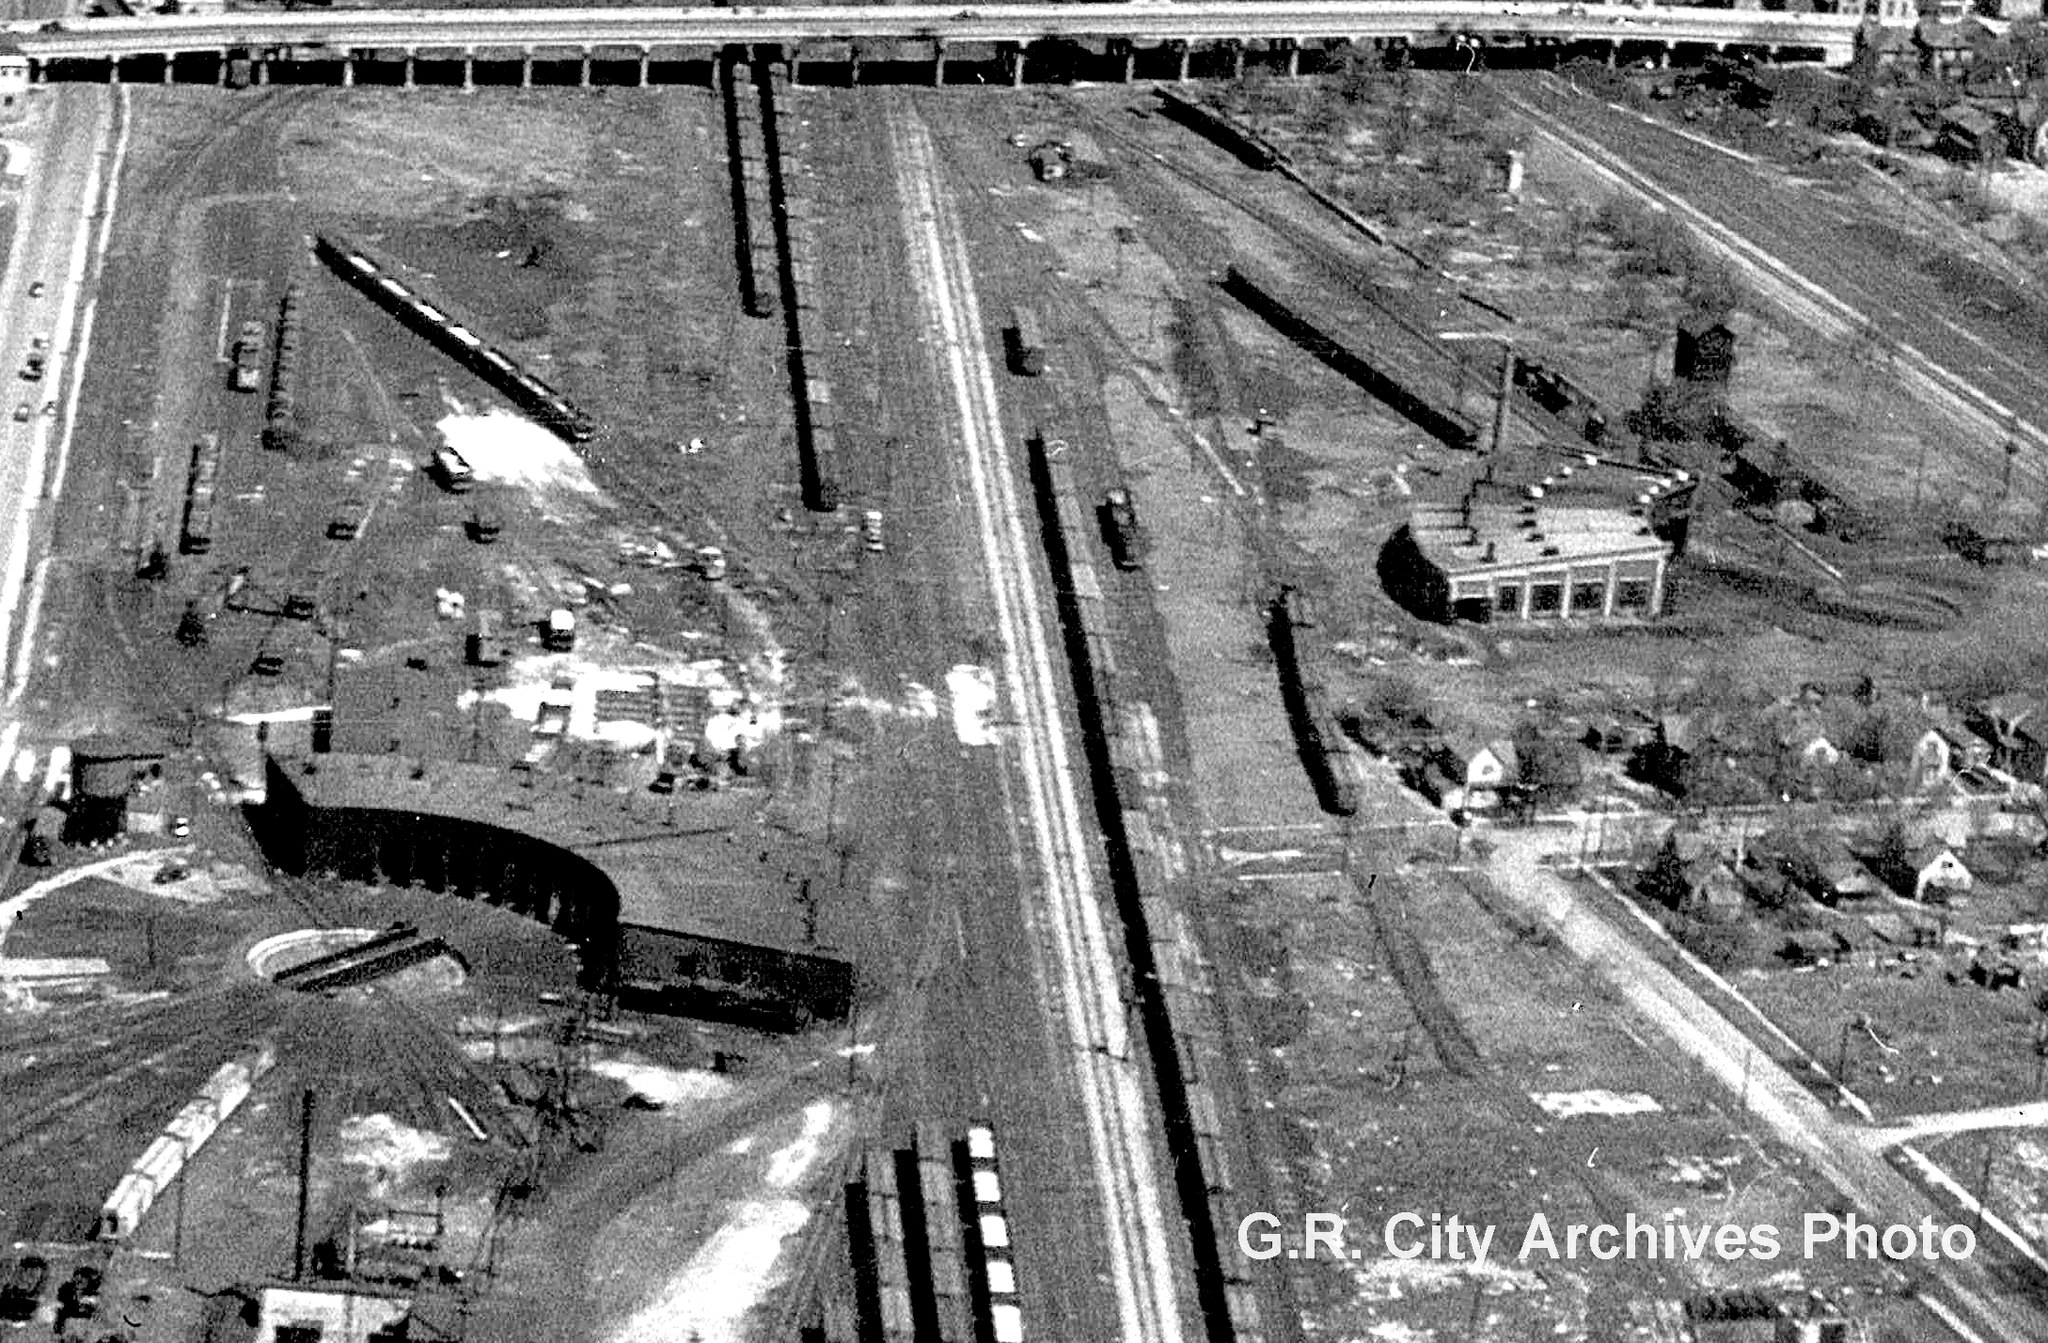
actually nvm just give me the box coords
[11,404,28,424]
[26,281,44,299]
[0,1255,49,1324]
[860,509,885,553]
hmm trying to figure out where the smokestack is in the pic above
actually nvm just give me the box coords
[294,1089,315,1282]
[1489,343,1515,471]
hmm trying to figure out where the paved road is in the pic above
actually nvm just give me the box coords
[0,87,113,709]
[1482,826,2047,1343]
[1863,1101,2048,1150]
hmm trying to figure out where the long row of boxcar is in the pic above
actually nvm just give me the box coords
[1152,87,1291,173]
[962,1123,1023,1343]
[1267,582,1357,817]
[99,1038,278,1241]
[313,233,597,445]
[1021,427,1259,1343]
[752,60,842,512]
[262,282,304,453]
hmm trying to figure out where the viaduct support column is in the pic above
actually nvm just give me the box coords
[933,37,946,84]
[638,44,650,86]
[1011,44,1026,87]
[341,54,354,87]
[161,54,174,84]
[1656,42,1670,68]
[1231,42,1244,79]
[403,50,416,88]
[462,48,475,91]
[1286,39,1301,77]
[520,47,533,87]
[216,48,227,85]
[1604,42,1617,68]
[256,56,269,85]
[849,43,862,85]
[1177,41,1190,82]
[789,44,802,85]
[579,46,592,88]
[1122,42,1135,81]
[108,55,120,85]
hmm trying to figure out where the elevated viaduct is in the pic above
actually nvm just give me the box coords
[10,2,1863,86]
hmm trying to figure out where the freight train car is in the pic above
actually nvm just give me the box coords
[1153,86,1289,171]
[179,434,220,556]
[99,1040,278,1240]
[262,284,303,452]
[314,233,597,445]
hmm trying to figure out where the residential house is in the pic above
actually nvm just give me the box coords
[1746,830,1879,904]
[1429,733,1516,810]
[1908,708,1995,790]
[1773,710,1843,771]
[1899,841,1974,902]
[1916,14,1993,77]
[0,42,25,112]
[1682,857,1749,918]
[1969,692,2047,780]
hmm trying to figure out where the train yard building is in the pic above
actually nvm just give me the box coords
[256,752,853,1030]
[1382,450,1691,624]
[1383,499,1672,624]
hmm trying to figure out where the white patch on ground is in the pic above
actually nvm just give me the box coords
[590,1059,736,1108]
[609,1101,845,1343]
[226,706,324,725]
[466,656,752,741]
[1352,1254,1551,1303]
[437,408,602,501]
[834,685,943,723]
[337,1114,452,1197]
[945,665,998,746]
[1529,1090,1662,1118]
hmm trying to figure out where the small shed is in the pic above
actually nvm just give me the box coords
[1674,311,1736,386]
[253,1283,411,1343]
[1905,842,1973,902]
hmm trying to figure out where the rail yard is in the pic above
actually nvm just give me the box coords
[4,12,2048,1343]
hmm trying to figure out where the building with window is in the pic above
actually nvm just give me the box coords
[1382,500,1671,624]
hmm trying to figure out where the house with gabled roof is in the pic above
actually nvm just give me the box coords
[1899,842,1973,902]
[1682,857,1749,917]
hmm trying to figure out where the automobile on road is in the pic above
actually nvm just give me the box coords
[11,404,29,424]
[26,281,43,299]
[861,509,885,552]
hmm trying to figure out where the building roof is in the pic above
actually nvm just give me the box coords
[1465,450,1695,516]
[1408,502,1669,579]
[1911,841,1969,873]
[1982,692,2045,731]
[1915,15,1984,47]
[274,752,822,957]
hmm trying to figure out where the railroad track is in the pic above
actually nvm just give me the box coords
[0,991,282,1163]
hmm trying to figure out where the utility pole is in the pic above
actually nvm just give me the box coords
[1972,1143,1997,1241]
[293,1089,316,1282]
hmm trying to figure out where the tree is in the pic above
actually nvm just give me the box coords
[1515,727,1585,807]
[1638,831,1690,911]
